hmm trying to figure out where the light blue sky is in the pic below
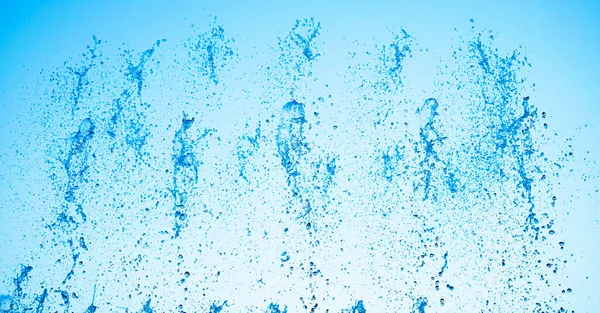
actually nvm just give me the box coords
[0,0,598,311]
[2,0,599,136]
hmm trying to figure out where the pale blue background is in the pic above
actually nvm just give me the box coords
[1,0,599,311]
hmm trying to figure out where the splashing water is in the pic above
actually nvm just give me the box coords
[0,14,581,313]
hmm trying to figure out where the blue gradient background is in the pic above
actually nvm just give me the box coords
[1,0,599,312]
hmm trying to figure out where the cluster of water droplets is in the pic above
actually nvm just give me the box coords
[0,18,577,313]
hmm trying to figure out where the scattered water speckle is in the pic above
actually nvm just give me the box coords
[0,14,577,313]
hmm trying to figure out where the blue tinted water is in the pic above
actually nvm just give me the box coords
[1,1,599,312]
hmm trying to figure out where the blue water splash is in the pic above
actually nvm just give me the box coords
[82,285,97,313]
[46,119,96,288]
[49,118,95,233]
[265,303,287,313]
[140,299,154,313]
[276,100,309,197]
[170,113,214,238]
[438,251,448,276]
[412,297,427,313]
[290,18,321,62]
[114,41,166,159]
[278,18,321,79]
[187,22,234,85]
[415,98,447,201]
[126,40,164,98]
[312,155,338,194]
[503,97,540,239]
[236,123,261,182]
[32,289,48,313]
[124,119,151,160]
[63,118,95,204]
[1,16,575,313]
[0,266,48,313]
[61,241,78,284]
[381,144,406,182]
[375,29,413,91]
[56,290,70,313]
[66,36,101,116]
[466,34,544,239]
[61,237,87,284]
[13,265,33,298]
[343,300,366,313]
[171,113,198,238]
[107,90,129,140]
[209,301,228,313]
[275,99,336,225]
[105,88,150,160]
